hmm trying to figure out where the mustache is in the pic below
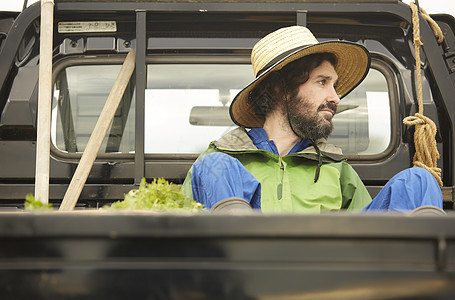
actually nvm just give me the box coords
[318,102,337,114]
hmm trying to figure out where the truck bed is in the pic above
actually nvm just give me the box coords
[1,211,455,299]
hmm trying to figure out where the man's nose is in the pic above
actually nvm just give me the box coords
[327,88,340,105]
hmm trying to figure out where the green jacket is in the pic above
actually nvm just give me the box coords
[183,127,372,213]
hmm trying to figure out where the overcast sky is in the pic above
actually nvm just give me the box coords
[2,0,454,17]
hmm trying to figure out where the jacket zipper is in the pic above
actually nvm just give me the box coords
[277,160,284,200]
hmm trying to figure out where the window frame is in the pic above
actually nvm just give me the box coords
[50,54,252,161]
[341,57,400,161]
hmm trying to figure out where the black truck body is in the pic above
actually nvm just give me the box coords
[2,0,455,298]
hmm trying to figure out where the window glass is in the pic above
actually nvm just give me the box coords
[145,64,253,153]
[52,65,135,154]
[328,68,391,155]
[52,61,391,157]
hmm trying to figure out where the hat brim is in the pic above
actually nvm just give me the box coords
[230,41,371,128]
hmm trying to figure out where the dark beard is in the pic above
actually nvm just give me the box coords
[286,95,336,140]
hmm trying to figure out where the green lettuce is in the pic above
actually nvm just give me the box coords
[106,178,205,212]
[24,193,53,211]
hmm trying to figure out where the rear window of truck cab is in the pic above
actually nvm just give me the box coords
[51,57,393,159]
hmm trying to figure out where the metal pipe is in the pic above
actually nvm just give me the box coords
[22,0,29,11]
[135,10,146,185]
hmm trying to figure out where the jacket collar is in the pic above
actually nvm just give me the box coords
[213,127,346,162]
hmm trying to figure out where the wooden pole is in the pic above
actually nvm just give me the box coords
[59,50,136,211]
[34,0,54,204]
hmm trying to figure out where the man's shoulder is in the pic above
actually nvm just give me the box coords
[212,127,257,151]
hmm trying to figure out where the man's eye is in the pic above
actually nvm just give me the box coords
[318,80,326,85]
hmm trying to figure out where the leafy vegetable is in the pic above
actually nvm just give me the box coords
[24,193,53,211]
[105,178,205,212]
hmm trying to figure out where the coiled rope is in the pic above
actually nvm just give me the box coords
[402,2,443,187]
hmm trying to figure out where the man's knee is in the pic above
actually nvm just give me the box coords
[404,166,432,177]
[392,167,442,208]
[392,167,438,185]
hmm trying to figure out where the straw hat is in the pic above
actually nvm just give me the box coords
[230,26,371,128]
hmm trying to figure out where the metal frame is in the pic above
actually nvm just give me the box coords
[135,10,146,184]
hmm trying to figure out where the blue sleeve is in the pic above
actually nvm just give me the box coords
[191,152,261,210]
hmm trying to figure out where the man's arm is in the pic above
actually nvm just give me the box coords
[181,147,217,200]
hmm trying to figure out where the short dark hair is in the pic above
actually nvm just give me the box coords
[248,52,338,122]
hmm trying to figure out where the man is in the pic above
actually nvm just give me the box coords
[182,26,443,214]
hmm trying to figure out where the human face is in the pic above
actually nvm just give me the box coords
[287,60,340,140]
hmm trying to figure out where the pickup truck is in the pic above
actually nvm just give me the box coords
[1,0,455,298]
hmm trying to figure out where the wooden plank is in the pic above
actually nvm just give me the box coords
[34,0,55,205]
[59,50,136,211]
